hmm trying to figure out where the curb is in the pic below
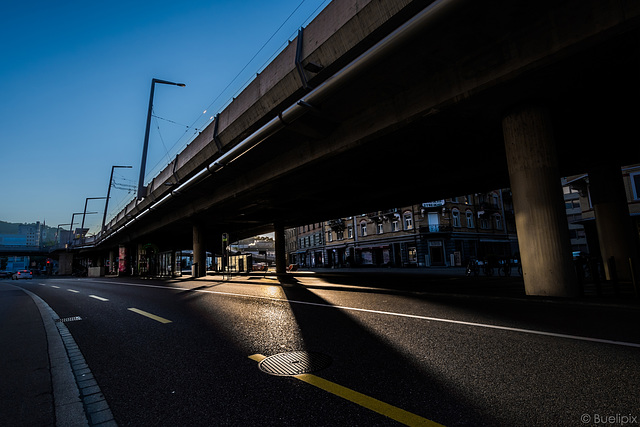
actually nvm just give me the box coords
[21,287,117,426]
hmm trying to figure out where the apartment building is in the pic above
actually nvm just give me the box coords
[564,163,640,257]
[290,222,326,267]
[287,189,518,268]
[561,177,589,255]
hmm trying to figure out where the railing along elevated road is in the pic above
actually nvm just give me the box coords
[0,246,51,257]
[96,0,640,254]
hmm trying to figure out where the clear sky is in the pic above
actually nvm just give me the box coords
[0,0,329,234]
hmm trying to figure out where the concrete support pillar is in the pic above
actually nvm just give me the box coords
[193,224,207,278]
[589,164,640,281]
[59,252,73,276]
[108,250,115,275]
[502,103,578,297]
[274,223,287,274]
[137,243,143,276]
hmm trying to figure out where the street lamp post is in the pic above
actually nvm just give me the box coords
[82,198,107,241]
[137,78,185,200]
[69,212,97,247]
[102,165,132,232]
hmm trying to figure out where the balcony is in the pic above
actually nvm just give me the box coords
[420,225,452,234]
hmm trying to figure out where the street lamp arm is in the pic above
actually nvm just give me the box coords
[152,78,186,87]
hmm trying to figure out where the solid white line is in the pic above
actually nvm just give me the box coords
[86,279,640,348]
[89,295,109,301]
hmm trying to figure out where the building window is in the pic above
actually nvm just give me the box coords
[466,210,474,228]
[492,193,500,208]
[494,214,502,230]
[377,223,384,234]
[392,220,400,232]
[337,229,344,240]
[327,231,333,242]
[480,218,490,229]
[452,209,461,228]
[565,200,580,210]
[360,221,368,237]
[347,226,353,239]
[403,211,413,230]
[631,172,640,200]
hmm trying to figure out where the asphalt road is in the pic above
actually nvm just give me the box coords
[15,275,640,426]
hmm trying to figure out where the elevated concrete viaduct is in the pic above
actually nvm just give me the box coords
[84,0,640,297]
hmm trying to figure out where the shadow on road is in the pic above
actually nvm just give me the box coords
[275,276,496,426]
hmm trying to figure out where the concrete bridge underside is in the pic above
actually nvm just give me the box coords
[95,0,640,296]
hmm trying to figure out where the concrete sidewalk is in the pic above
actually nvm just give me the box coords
[0,281,115,427]
[0,283,53,426]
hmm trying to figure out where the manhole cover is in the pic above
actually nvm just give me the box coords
[258,351,332,376]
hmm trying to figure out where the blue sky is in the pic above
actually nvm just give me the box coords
[0,0,329,233]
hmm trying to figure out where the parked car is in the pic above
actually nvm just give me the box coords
[12,270,32,280]
[252,262,269,272]
[0,271,12,279]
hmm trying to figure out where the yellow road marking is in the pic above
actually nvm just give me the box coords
[128,308,172,324]
[248,354,444,426]
[248,354,267,362]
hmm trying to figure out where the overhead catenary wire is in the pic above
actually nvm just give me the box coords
[146,0,323,180]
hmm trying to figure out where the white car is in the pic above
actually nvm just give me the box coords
[12,270,32,280]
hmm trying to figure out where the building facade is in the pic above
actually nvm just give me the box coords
[565,164,640,257]
[287,189,518,269]
[18,222,44,247]
[562,176,589,255]
[290,222,326,267]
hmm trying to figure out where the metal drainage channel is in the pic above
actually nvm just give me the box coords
[55,316,82,323]
[259,351,331,376]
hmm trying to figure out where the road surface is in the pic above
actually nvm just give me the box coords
[14,274,640,426]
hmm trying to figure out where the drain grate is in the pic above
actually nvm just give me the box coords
[56,316,82,323]
[258,351,331,376]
